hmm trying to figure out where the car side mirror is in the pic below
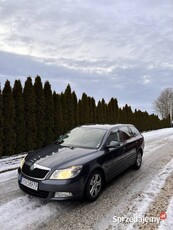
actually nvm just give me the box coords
[106,141,120,149]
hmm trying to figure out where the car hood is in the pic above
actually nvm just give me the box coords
[25,144,99,169]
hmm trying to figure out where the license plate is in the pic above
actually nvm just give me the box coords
[21,177,38,191]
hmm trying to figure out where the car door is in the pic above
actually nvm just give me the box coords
[104,128,128,180]
[119,126,137,167]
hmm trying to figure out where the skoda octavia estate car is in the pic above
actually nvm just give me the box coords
[18,124,144,201]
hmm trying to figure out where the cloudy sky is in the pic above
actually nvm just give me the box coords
[0,0,173,113]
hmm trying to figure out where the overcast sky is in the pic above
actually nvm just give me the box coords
[0,0,173,113]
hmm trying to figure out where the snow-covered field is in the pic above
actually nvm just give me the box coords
[0,128,173,230]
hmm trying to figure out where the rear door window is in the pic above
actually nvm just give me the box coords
[120,126,132,141]
[130,126,140,137]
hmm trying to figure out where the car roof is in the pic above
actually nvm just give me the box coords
[81,124,134,130]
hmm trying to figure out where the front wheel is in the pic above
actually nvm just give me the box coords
[85,171,103,202]
[133,151,142,170]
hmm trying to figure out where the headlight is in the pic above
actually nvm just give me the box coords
[50,165,83,179]
[20,157,25,169]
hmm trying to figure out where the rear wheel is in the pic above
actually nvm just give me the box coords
[133,151,142,170]
[85,170,103,201]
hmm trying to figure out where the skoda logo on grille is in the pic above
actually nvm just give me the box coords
[30,164,36,171]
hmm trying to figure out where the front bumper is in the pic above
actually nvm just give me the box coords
[18,169,85,201]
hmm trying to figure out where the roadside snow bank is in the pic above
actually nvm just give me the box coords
[126,157,173,230]
[142,128,173,142]
[0,154,26,173]
[158,195,173,230]
[0,170,17,183]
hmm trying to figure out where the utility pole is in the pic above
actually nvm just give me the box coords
[170,99,173,127]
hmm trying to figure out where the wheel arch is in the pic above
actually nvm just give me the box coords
[137,147,143,156]
[83,166,106,201]
[84,166,106,189]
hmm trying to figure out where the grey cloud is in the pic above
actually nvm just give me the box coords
[2,50,172,113]
[1,0,173,64]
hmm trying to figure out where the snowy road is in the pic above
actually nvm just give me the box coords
[1,128,173,230]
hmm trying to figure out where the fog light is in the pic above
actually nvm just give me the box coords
[54,192,73,198]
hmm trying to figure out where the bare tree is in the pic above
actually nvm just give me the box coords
[154,88,173,120]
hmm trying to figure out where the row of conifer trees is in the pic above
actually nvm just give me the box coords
[0,76,170,157]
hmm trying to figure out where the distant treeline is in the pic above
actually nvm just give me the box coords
[0,76,170,157]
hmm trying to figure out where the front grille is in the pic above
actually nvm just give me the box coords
[22,163,49,179]
[19,183,49,198]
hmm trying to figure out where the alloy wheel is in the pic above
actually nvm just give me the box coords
[89,173,102,197]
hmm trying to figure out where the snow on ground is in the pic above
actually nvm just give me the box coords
[0,170,18,183]
[142,128,173,157]
[142,127,173,142]
[126,157,173,230]
[158,195,173,230]
[0,195,58,230]
[0,154,26,173]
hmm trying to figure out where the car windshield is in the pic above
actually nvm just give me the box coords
[57,127,107,149]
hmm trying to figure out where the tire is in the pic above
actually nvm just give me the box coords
[85,170,103,202]
[133,151,142,170]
